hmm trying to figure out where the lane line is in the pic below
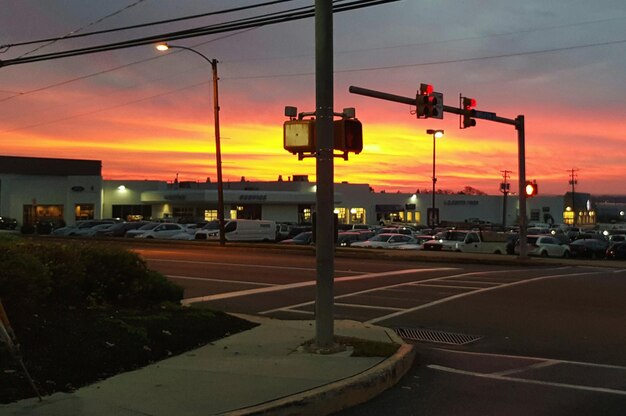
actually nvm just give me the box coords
[182,267,457,305]
[428,364,626,396]
[491,360,560,376]
[166,274,277,287]
[366,270,604,324]
[433,348,626,371]
[260,271,470,315]
[334,302,405,311]
[413,283,482,290]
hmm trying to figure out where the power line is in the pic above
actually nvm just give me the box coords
[16,0,149,58]
[1,0,302,49]
[0,0,395,67]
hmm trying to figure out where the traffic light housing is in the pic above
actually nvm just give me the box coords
[416,84,443,119]
[525,180,538,197]
[334,119,363,154]
[283,118,363,157]
[461,96,477,128]
[283,119,316,154]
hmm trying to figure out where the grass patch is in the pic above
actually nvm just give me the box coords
[1,305,257,404]
[302,335,400,357]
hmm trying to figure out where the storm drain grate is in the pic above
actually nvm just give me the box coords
[394,327,482,346]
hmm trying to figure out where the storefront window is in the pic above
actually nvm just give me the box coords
[204,209,218,221]
[349,208,365,224]
[334,208,347,224]
[75,204,94,220]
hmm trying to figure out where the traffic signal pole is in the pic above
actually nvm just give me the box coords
[349,85,528,258]
[315,0,336,349]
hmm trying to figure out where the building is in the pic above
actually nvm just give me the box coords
[0,155,603,229]
[0,155,102,227]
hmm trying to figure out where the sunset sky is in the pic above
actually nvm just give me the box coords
[1,0,625,195]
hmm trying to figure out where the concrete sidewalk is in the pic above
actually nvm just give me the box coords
[3,316,415,416]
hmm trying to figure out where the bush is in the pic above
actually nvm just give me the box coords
[0,241,183,319]
[20,224,35,234]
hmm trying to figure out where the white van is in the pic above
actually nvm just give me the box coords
[195,219,276,242]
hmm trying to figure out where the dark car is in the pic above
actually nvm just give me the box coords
[279,231,313,245]
[569,238,609,259]
[96,221,149,237]
[0,216,18,230]
[336,232,361,247]
[606,242,626,260]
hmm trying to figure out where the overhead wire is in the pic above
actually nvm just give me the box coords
[0,0,396,67]
[16,0,149,58]
[1,0,303,49]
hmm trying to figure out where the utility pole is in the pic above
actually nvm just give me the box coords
[314,0,335,349]
[568,168,579,226]
[500,170,512,227]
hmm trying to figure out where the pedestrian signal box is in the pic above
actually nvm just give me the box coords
[283,118,363,158]
[284,120,316,154]
[334,119,363,154]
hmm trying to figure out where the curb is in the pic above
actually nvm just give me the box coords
[222,336,416,416]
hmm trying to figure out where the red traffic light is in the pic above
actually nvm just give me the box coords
[419,83,434,95]
[463,97,477,110]
[524,180,538,197]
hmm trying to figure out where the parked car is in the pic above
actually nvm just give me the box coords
[569,238,609,259]
[336,232,362,247]
[135,223,187,239]
[76,223,116,237]
[606,242,626,260]
[0,216,18,230]
[517,234,571,258]
[195,219,277,242]
[390,235,433,250]
[126,222,162,238]
[279,231,313,245]
[52,220,116,236]
[96,221,149,237]
[351,233,416,249]
[422,230,468,251]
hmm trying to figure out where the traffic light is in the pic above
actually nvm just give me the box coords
[416,84,443,119]
[525,180,538,197]
[283,119,316,154]
[334,119,363,154]
[461,96,477,128]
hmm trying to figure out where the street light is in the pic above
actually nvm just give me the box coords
[156,43,226,246]
[426,129,444,228]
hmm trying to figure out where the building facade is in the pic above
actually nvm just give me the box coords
[1,155,605,229]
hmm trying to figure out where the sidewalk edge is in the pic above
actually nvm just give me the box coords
[221,342,416,416]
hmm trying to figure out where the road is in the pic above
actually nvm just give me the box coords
[130,243,626,415]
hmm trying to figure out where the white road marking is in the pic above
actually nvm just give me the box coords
[334,302,405,311]
[166,274,277,287]
[433,348,626,371]
[491,360,560,376]
[182,267,457,305]
[260,270,465,315]
[428,364,626,396]
[414,283,483,290]
[147,258,362,274]
[366,270,602,324]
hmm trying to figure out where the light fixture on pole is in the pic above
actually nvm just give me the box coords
[156,43,226,246]
[426,129,444,228]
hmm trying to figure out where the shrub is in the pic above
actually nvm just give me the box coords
[0,241,183,318]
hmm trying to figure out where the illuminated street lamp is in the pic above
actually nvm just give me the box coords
[156,43,226,246]
[426,129,444,227]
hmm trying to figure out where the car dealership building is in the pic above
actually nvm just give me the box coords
[1,155,608,229]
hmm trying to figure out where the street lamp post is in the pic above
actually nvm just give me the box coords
[426,129,444,228]
[156,43,226,246]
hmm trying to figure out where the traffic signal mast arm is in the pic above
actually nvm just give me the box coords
[348,85,518,126]
[348,84,530,259]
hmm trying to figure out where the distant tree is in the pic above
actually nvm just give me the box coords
[458,186,487,195]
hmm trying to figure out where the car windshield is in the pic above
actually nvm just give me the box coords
[202,220,219,230]
[446,231,467,241]
[138,223,160,230]
[293,232,310,241]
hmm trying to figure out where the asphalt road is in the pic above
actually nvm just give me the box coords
[128,242,626,415]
